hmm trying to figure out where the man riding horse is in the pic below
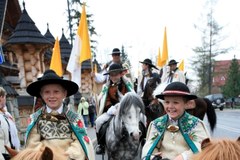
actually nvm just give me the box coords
[137,58,161,106]
[161,59,186,84]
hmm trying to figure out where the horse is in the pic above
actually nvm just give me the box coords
[105,92,145,160]
[186,97,216,131]
[192,137,240,160]
[141,76,164,127]
[5,145,67,160]
[144,80,217,131]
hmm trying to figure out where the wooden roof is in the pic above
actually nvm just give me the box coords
[5,2,52,46]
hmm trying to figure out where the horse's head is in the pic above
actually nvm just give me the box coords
[117,92,145,141]
[192,137,240,160]
[142,77,161,106]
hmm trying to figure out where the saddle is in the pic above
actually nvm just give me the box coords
[98,116,114,145]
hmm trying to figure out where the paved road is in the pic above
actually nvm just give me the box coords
[89,108,240,159]
[86,127,107,160]
[205,108,240,139]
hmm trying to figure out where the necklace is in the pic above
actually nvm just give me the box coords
[167,125,179,144]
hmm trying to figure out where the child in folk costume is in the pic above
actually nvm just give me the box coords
[95,63,135,154]
[142,82,210,160]
[25,70,94,160]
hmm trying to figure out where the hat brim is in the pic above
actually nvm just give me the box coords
[27,79,78,97]
[168,62,178,66]
[103,68,127,75]
[156,92,197,100]
[109,53,121,55]
[139,61,159,70]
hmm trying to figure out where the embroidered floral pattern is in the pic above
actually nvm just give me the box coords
[151,132,159,141]
[73,120,86,135]
[153,115,168,134]
[84,136,90,143]
[189,131,197,141]
[77,120,84,128]
[102,86,108,94]
[179,113,199,134]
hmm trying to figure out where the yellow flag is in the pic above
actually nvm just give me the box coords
[157,47,162,67]
[50,37,63,76]
[78,4,91,63]
[178,59,184,71]
[161,27,168,66]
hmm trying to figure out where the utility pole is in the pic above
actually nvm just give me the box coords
[208,8,213,94]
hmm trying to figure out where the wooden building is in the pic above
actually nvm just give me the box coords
[0,0,101,143]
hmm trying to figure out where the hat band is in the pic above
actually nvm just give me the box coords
[163,90,190,95]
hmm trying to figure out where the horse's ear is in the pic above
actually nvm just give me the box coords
[237,136,240,142]
[42,147,53,160]
[5,145,18,157]
[201,138,211,150]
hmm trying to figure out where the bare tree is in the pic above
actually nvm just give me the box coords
[192,0,231,96]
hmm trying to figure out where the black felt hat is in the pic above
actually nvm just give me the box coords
[27,69,78,97]
[139,58,158,70]
[103,63,127,75]
[156,82,197,100]
[168,59,178,66]
[111,48,121,55]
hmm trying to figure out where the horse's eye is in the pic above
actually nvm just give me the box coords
[128,115,132,119]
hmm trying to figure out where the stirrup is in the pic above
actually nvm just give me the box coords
[96,144,105,154]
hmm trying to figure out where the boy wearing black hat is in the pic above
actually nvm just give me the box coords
[93,48,123,83]
[161,59,185,84]
[95,63,135,154]
[25,70,94,160]
[142,82,210,160]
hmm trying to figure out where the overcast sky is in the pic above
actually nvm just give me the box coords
[21,0,240,77]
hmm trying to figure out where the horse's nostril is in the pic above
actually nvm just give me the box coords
[130,132,133,137]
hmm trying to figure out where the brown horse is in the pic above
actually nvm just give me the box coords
[186,97,216,131]
[192,137,240,160]
[5,145,66,160]
[144,81,217,131]
[141,77,164,127]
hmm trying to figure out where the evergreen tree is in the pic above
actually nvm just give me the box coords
[222,56,240,98]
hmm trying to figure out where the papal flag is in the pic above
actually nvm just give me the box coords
[67,4,91,87]
[50,37,63,76]
[178,59,184,71]
[161,27,168,66]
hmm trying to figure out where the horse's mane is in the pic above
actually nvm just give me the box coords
[192,138,240,160]
[118,92,145,117]
[11,148,51,160]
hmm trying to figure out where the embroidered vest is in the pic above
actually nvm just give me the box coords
[145,112,199,160]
